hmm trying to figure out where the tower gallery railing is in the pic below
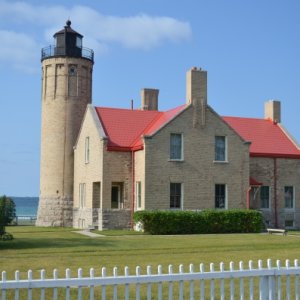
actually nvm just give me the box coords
[41,45,94,62]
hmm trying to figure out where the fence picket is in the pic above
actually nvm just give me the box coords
[113,267,118,300]
[65,269,70,300]
[286,260,291,300]
[2,271,6,300]
[146,266,152,300]
[267,259,274,300]
[168,265,173,300]
[89,268,94,300]
[248,260,254,300]
[77,268,83,300]
[101,267,106,300]
[136,266,141,300]
[220,262,225,300]
[27,270,32,300]
[158,265,163,300]
[199,263,205,300]
[210,263,215,300]
[179,264,184,300]
[14,271,19,300]
[189,264,194,300]
[124,267,129,300]
[53,269,58,300]
[295,259,299,300]
[239,261,244,300]
[230,262,234,300]
[276,260,282,300]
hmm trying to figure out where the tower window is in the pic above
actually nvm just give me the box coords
[69,66,77,76]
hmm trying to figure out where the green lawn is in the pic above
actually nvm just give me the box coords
[1,226,300,280]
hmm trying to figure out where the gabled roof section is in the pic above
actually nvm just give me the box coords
[223,116,300,159]
[95,105,186,151]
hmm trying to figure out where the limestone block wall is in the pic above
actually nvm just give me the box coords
[98,209,132,230]
[73,106,104,228]
[143,105,250,210]
[102,150,132,210]
[250,157,300,228]
[37,56,93,227]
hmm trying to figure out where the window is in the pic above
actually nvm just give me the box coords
[260,186,270,209]
[85,137,90,163]
[215,136,226,161]
[136,181,142,209]
[284,186,294,209]
[111,183,123,209]
[215,184,226,208]
[79,183,86,208]
[170,183,182,209]
[285,220,294,228]
[170,133,183,160]
[92,182,101,209]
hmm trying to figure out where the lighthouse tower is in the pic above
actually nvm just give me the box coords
[36,21,94,226]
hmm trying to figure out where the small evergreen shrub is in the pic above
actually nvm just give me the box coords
[133,209,263,235]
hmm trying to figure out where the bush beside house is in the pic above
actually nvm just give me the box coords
[134,210,264,235]
[0,195,16,240]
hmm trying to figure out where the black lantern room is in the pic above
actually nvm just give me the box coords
[41,20,94,62]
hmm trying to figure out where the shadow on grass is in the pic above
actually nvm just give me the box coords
[1,227,114,251]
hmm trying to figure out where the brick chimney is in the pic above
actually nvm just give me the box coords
[186,67,207,107]
[264,100,281,123]
[141,88,159,111]
[186,67,207,127]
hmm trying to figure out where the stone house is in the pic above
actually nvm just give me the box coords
[72,67,300,230]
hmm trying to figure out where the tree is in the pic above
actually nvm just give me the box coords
[0,195,16,237]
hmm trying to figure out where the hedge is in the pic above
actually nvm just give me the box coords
[133,209,264,235]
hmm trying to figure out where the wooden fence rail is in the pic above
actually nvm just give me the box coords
[1,259,299,299]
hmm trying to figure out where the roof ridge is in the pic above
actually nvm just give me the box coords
[129,111,163,147]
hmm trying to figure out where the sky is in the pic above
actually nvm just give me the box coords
[0,0,300,197]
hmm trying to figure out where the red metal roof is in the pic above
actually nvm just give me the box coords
[223,116,300,159]
[95,105,186,151]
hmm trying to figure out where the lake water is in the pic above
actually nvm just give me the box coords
[11,197,39,217]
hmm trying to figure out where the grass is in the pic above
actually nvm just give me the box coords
[1,226,300,298]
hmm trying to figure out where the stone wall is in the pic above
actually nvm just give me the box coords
[38,56,93,227]
[143,105,250,210]
[250,157,300,228]
[98,209,132,230]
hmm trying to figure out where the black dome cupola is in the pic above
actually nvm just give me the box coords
[41,20,94,62]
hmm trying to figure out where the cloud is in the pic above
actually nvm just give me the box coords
[0,1,192,72]
[0,30,40,73]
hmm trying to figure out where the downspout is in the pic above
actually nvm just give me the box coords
[246,187,251,209]
[131,151,135,229]
[273,158,278,228]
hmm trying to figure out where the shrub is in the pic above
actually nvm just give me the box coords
[134,209,263,235]
[0,195,16,237]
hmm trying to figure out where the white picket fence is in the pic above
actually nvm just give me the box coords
[1,259,300,300]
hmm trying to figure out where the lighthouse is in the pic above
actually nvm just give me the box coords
[36,21,94,226]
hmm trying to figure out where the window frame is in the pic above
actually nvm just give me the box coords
[214,136,227,162]
[85,136,90,164]
[215,184,227,209]
[136,181,142,210]
[284,186,295,210]
[260,186,270,210]
[79,183,86,208]
[170,183,183,209]
[169,133,184,161]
